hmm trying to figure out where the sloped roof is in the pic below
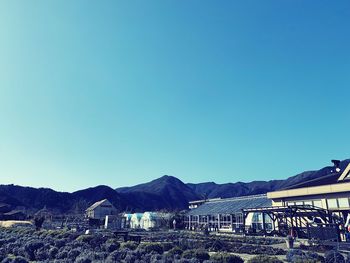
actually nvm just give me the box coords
[187,194,271,216]
[4,210,25,216]
[86,199,114,211]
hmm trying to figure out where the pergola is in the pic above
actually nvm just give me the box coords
[242,205,340,240]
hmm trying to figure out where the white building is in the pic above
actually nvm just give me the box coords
[86,199,118,220]
[130,213,143,228]
[140,212,172,230]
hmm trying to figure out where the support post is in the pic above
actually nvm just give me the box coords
[217,214,220,231]
[262,212,266,234]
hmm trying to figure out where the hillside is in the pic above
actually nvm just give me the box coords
[117,175,198,210]
[0,159,349,213]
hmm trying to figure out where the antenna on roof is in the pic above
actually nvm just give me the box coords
[331,160,341,172]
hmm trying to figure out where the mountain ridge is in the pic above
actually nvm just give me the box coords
[1,159,349,213]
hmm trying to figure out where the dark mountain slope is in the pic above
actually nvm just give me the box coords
[0,185,72,212]
[117,175,199,210]
[187,159,350,199]
[72,185,131,211]
[1,159,349,213]
[0,185,134,214]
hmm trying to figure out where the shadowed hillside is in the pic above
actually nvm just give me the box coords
[0,159,349,213]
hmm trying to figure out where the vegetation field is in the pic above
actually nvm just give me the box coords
[0,227,348,263]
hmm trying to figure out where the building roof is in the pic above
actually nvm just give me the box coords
[4,210,25,216]
[187,194,271,216]
[189,198,222,205]
[86,199,114,211]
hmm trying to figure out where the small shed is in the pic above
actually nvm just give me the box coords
[86,199,118,220]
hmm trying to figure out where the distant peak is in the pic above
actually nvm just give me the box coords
[157,175,182,182]
[160,175,175,179]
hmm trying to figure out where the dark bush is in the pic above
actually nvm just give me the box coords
[206,240,230,252]
[23,240,44,260]
[305,251,324,263]
[211,252,244,263]
[33,217,45,230]
[140,242,164,254]
[346,253,350,263]
[121,241,139,250]
[193,250,210,262]
[106,248,130,262]
[1,256,29,263]
[76,235,94,243]
[162,242,174,252]
[56,248,69,259]
[89,234,108,249]
[105,238,120,252]
[67,249,81,260]
[1,257,12,263]
[286,249,305,262]
[48,246,59,259]
[34,247,49,261]
[325,250,345,263]
[74,255,92,263]
[167,246,184,256]
[183,249,196,259]
[54,238,67,248]
[247,255,283,263]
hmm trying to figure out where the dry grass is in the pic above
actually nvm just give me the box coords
[0,220,33,228]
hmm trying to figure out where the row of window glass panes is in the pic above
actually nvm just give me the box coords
[287,200,322,208]
[327,198,350,209]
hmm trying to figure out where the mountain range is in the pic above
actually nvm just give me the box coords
[0,159,348,214]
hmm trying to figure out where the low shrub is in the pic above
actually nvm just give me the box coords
[194,249,210,262]
[286,249,305,262]
[162,242,174,251]
[180,249,209,261]
[48,247,59,259]
[67,249,81,260]
[325,250,345,263]
[140,242,164,254]
[74,256,92,263]
[121,241,139,250]
[23,240,44,260]
[1,256,29,263]
[167,246,183,256]
[211,252,244,263]
[183,249,196,259]
[105,242,120,253]
[76,235,94,243]
[54,238,68,248]
[287,249,325,263]
[247,255,283,263]
[106,248,130,262]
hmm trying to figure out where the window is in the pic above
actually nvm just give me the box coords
[295,201,303,206]
[327,199,338,209]
[338,198,349,208]
[313,200,323,208]
[304,201,312,206]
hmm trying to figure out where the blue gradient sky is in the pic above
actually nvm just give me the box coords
[0,1,349,192]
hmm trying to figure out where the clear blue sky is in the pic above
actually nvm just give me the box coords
[0,1,349,192]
